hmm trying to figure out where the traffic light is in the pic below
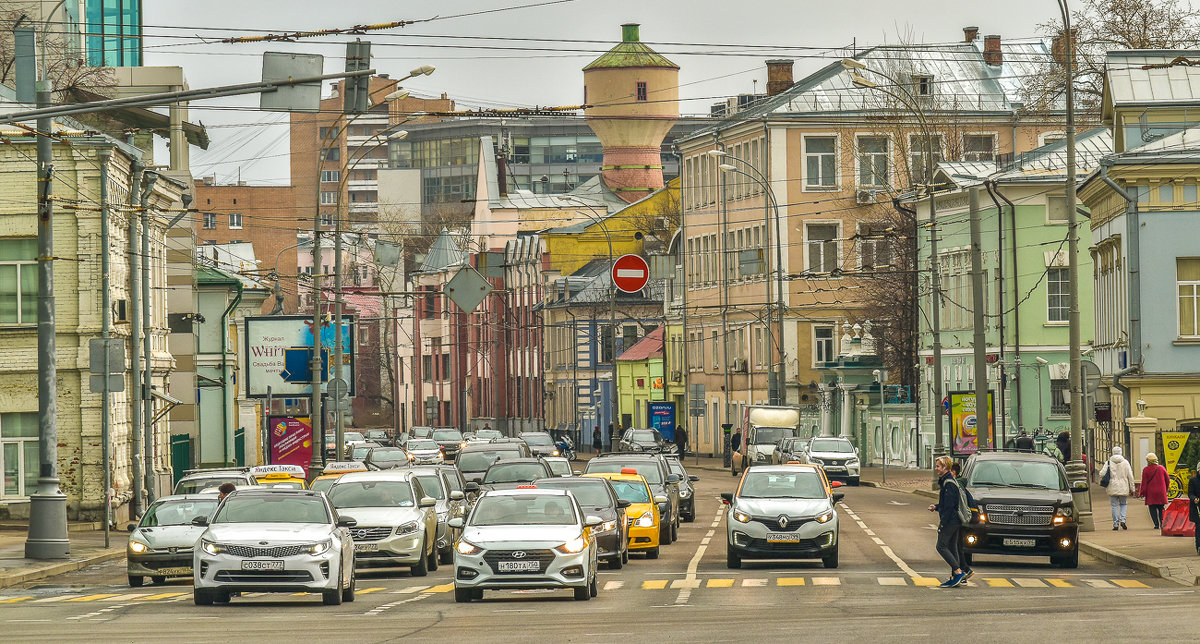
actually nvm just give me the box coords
[344,40,371,115]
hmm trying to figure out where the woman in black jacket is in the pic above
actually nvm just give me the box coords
[928,456,973,588]
[1188,462,1200,556]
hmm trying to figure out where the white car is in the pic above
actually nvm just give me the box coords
[722,464,843,569]
[326,470,440,575]
[805,437,862,485]
[192,488,356,606]
[404,438,445,465]
[173,468,255,495]
[449,487,602,602]
[127,495,219,587]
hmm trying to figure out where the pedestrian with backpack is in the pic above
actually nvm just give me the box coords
[1099,446,1136,530]
[928,455,972,588]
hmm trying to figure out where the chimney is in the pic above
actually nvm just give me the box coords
[765,59,794,97]
[983,34,1002,66]
[621,23,640,43]
[329,82,340,99]
[963,26,979,43]
[1051,28,1077,67]
[497,154,508,197]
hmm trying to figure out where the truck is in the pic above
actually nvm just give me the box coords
[732,405,801,475]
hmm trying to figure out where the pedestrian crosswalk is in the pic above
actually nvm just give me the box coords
[0,575,1154,605]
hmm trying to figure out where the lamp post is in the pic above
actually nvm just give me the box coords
[843,57,945,487]
[707,151,786,406]
[875,369,888,485]
[1035,357,1048,437]
[557,196,617,449]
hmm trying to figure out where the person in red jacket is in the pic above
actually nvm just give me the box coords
[1138,452,1170,530]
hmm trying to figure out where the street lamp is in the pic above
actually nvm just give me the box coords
[842,57,946,488]
[708,150,786,405]
[874,369,888,485]
[1035,357,1049,435]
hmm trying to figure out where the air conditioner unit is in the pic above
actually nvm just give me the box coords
[731,358,748,372]
[856,189,877,205]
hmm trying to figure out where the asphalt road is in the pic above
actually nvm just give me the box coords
[3,472,1195,642]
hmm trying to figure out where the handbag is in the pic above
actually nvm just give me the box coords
[1100,465,1111,488]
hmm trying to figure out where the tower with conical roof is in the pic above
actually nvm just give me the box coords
[583,23,679,203]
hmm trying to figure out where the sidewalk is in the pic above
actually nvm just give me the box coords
[857,466,1200,586]
[0,524,126,589]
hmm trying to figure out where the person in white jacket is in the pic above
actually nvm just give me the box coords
[1100,446,1137,530]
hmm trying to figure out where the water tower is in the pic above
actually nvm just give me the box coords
[583,23,679,203]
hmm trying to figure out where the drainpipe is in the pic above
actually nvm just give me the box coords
[139,172,158,505]
[989,181,1024,435]
[220,281,244,464]
[1099,163,1141,370]
[984,180,1010,442]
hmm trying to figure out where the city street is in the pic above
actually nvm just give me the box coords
[2,476,1189,642]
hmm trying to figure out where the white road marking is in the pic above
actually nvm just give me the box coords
[878,577,908,586]
[888,501,910,506]
[364,592,429,616]
[811,577,841,586]
[393,585,430,594]
[1083,579,1115,588]
[701,537,711,545]
[856,521,868,529]
[674,508,721,606]
[1014,578,1048,588]
[742,578,767,587]
[604,581,624,591]
[864,529,876,536]
[843,499,921,579]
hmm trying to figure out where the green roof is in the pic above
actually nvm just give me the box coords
[583,24,678,71]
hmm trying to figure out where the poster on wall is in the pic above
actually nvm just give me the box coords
[245,315,355,398]
[269,416,314,473]
[949,391,994,456]
[648,402,676,441]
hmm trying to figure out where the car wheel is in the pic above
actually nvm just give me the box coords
[646,546,659,559]
[214,591,231,604]
[341,572,356,603]
[1053,548,1079,569]
[671,521,679,542]
[622,548,629,564]
[589,573,598,597]
[128,575,144,588]
[427,546,439,572]
[150,575,166,585]
[660,523,672,545]
[322,587,342,606]
[439,549,453,565]
[411,541,430,577]
[454,587,473,603]
[726,546,741,569]
[822,549,839,569]
[849,477,860,486]
[193,589,213,606]
[573,584,591,601]
[609,553,623,570]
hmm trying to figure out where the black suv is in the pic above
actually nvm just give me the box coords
[431,428,467,460]
[583,453,681,544]
[960,451,1081,568]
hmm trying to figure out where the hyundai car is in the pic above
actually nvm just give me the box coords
[534,476,629,568]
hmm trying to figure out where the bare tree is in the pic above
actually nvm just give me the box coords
[0,5,114,99]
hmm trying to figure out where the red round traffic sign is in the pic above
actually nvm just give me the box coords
[611,254,650,293]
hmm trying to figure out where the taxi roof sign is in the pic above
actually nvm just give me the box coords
[250,464,306,477]
[321,461,367,474]
[620,468,639,475]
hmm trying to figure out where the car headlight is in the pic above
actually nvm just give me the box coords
[810,458,824,465]
[307,540,332,555]
[733,510,752,523]
[552,450,560,457]
[455,539,482,555]
[679,488,692,499]
[555,534,588,554]
[1055,506,1074,518]
[128,540,150,554]
[459,442,467,449]
[815,510,835,524]
[396,521,421,535]
[846,458,860,466]
[634,513,655,527]
[598,520,618,533]
[201,540,225,555]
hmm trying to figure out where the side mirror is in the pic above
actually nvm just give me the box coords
[449,491,465,501]
[447,517,465,529]
[126,523,138,532]
[667,474,681,483]
[689,475,700,482]
[464,482,480,492]
[616,499,631,509]
[832,492,845,503]
[1071,480,1089,491]
[830,480,844,488]
[190,516,208,527]
[720,492,733,504]
[653,495,668,505]
[584,515,603,528]
[337,516,358,528]
[419,496,437,508]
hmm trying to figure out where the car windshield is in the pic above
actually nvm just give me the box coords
[783,439,809,451]
[470,494,576,526]
[175,476,243,495]
[968,460,1066,490]
[630,430,659,442]
[457,452,502,472]
[351,446,374,460]
[140,499,218,527]
[344,432,365,442]
[521,434,554,446]
[310,478,336,493]
[212,495,331,524]
[739,471,826,499]
[407,439,437,450]
[433,430,463,441]
[537,482,609,507]
[586,461,662,484]
[483,463,547,484]
[546,460,572,476]
[607,480,651,504]
[327,480,416,508]
[476,430,502,440]
[810,438,855,453]
[415,475,446,500]
[752,427,795,444]
[369,449,408,463]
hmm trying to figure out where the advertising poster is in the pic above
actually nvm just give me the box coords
[245,315,355,398]
[949,391,994,456]
[269,416,313,473]
[648,402,676,441]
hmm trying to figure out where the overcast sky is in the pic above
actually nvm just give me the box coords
[144,0,1063,185]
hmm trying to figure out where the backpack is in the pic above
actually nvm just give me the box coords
[1099,464,1111,488]
[946,478,974,525]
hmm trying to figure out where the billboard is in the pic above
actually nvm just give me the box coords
[949,391,994,456]
[245,315,355,398]
[648,402,676,441]
[268,416,313,473]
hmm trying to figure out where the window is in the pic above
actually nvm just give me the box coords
[318,126,340,141]
[806,224,839,273]
[636,82,647,101]
[1039,132,1066,147]
[321,170,340,183]
[422,355,433,382]
[1159,184,1174,204]
[1049,379,1070,415]
[320,192,338,205]
[909,134,943,184]
[320,213,333,227]
[0,239,38,325]
[0,412,38,498]
[359,326,369,347]
[913,74,934,97]
[228,213,243,229]
[858,222,893,269]
[320,147,340,162]
[202,212,216,229]
[1047,195,1069,223]
[1179,258,1200,337]
[711,330,719,369]
[754,327,765,367]
[857,136,889,188]
[814,325,835,365]
[1047,267,1069,323]
[963,134,995,162]
[804,136,837,189]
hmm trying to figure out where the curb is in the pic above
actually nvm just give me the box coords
[0,547,125,590]
[1075,540,1189,586]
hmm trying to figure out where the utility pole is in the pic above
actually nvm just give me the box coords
[717,139,733,468]
[140,173,158,499]
[99,148,112,548]
[127,163,144,515]
[969,188,990,449]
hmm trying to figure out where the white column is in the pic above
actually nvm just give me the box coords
[819,384,834,437]
[839,383,856,438]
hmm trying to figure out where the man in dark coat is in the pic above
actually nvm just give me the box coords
[1014,430,1035,452]
[674,425,688,456]
[1056,431,1072,463]
[1189,462,1200,556]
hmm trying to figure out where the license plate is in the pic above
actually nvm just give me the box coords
[497,560,540,572]
[240,560,284,571]
[825,466,846,471]
[1003,538,1036,548]
[354,543,378,552]
[766,532,801,543]
[156,566,191,576]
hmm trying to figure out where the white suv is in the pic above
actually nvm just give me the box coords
[805,437,861,485]
[326,470,440,575]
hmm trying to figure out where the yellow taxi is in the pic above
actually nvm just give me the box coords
[309,461,367,493]
[584,469,662,559]
[249,464,308,489]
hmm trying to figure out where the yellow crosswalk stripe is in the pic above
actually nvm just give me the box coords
[983,578,1015,588]
[423,584,454,593]
[776,577,805,586]
[1046,579,1074,588]
[912,577,941,586]
[135,592,187,601]
[642,580,668,590]
[357,587,387,595]
[1111,579,1150,589]
[706,578,735,588]
[0,596,32,604]
[66,593,120,602]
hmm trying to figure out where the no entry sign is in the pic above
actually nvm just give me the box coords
[612,254,650,293]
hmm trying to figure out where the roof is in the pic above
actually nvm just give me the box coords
[1113,124,1200,158]
[583,24,678,71]
[197,242,270,290]
[616,326,665,361]
[418,228,467,273]
[1102,50,1200,121]
[196,265,242,286]
[992,127,1113,182]
[67,87,210,149]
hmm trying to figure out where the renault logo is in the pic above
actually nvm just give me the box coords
[777,515,789,528]
[510,551,527,559]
